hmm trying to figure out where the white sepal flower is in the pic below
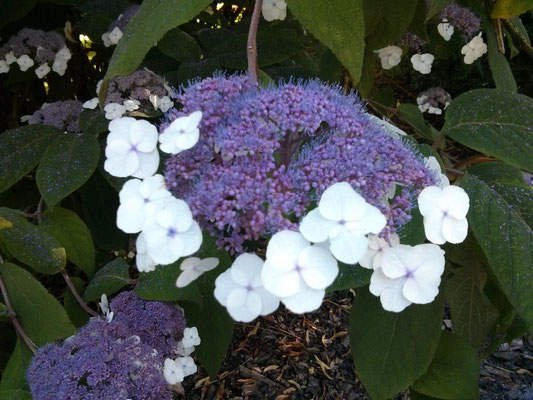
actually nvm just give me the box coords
[99,294,109,315]
[437,19,454,41]
[0,60,9,74]
[104,102,127,120]
[56,46,72,61]
[123,99,140,112]
[367,114,406,139]
[461,32,487,64]
[182,327,201,348]
[299,182,387,264]
[52,58,67,76]
[176,341,195,357]
[16,55,34,72]
[5,51,17,65]
[425,156,450,189]
[261,231,338,314]
[136,232,158,272]
[177,356,197,377]
[108,27,123,45]
[159,111,202,154]
[35,63,50,79]
[142,199,202,265]
[157,96,173,113]
[262,0,287,22]
[411,53,434,74]
[176,257,219,288]
[163,358,184,385]
[117,174,172,233]
[418,185,469,245]
[101,32,112,47]
[104,117,160,178]
[83,98,99,109]
[374,46,403,70]
[214,253,279,322]
[359,233,400,270]
[370,244,445,312]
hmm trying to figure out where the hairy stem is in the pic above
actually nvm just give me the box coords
[247,0,263,82]
[61,269,98,317]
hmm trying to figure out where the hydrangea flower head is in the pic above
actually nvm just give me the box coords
[417,87,451,115]
[375,45,403,69]
[411,53,434,74]
[27,100,83,133]
[359,233,400,270]
[439,3,481,39]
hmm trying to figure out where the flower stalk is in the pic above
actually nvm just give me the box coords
[247,0,263,82]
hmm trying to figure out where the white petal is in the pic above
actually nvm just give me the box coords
[255,286,280,315]
[176,130,200,151]
[116,202,144,233]
[214,270,240,306]
[179,221,202,257]
[180,257,201,271]
[230,253,263,286]
[418,186,443,216]
[329,230,368,265]
[299,208,337,243]
[227,289,262,322]
[129,120,158,152]
[131,149,159,179]
[318,182,366,222]
[176,268,202,288]
[403,277,440,304]
[261,260,301,298]
[351,204,386,235]
[442,216,468,244]
[196,257,220,272]
[423,210,446,245]
[358,248,377,269]
[265,230,309,269]
[298,246,338,290]
[442,186,470,219]
[281,280,325,314]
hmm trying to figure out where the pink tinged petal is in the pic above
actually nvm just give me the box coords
[196,257,219,272]
[116,203,145,233]
[329,230,368,265]
[418,186,443,216]
[226,289,262,322]
[128,120,158,152]
[261,260,301,297]
[181,257,200,271]
[281,280,325,314]
[176,130,200,151]
[255,287,280,315]
[179,221,202,257]
[176,268,202,288]
[442,216,468,244]
[423,209,446,245]
[442,186,470,219]
[298,246,338,289]
[402,276,440,304]
[318,182,365,222]
[214,270,240,306]
[231,253,263,286]
[299,208,337,243]
[131,149,159,179]
[265,230,309,265]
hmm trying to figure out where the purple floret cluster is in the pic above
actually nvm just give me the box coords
[164,75,436,253]
[397,32,427,51]
[108,5,140,32]
[27,100,83,133]
[439,3,481,39]
[27,291,186,400]
[105,69,169,107]
[0,28,65,62]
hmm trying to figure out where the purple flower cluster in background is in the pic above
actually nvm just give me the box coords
[164,75,436,253]
[0,28,65,63]
[108,5,141,32]
[439,3,481,39]
[27,291,186,400]
[105,69,169,107]
[397,32,427,51]
[27,100,83,133]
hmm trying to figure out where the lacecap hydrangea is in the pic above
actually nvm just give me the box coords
[163,75,436,253]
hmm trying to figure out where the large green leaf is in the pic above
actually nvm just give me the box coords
[411,332,480,399]
[0,0,36,29]
[0,390,32,400]
[492,0,533,18]
[460,174,533,328]
[0,125,62,194]
[0,340,33,393]
[350,287,444,400]
[40,208,95,277]
[326,263,371,293]
[0,208,65,275]
[83,258,131,302]
[467,161,527,187]
[36,133,100,208]
[157,28,202,62]
[288,0,365,84]
[0,263,77,346]
[399,208,426,246]
[443,89,533,172]
[64,276,90,328]
[426,0,452,21]
[103,0,211,87]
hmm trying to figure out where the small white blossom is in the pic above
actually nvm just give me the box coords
[0,60,9,74]
[262,0,287,21]
[108,27,123,45]
[299,182,387,265]
[176,257,219,288]
[106,311,114,323]
[437,19,454,41]
[411,53,434,74]
[359,233,400,270]
[16,55,34,72]
[159,111,202,155]
[5,51,17,65]
[182,327,201,348]
[83,98,99,109]
[52,58,67,76]
[117,174,172,233]
[123,99,140,112]
[177,356,197,377]
[20,115,31,123]
[99,294,109,315]
[261,230,338,314]
[163,358,184,385]
[375,46,403,70]
[176,341,195,357]
[56,46,72,61]
[418,185,469,245]
[461,32,487,64]
[102,32,112,47]
[35,63,50,79]
[142,198,202,265]
[367,114,407,139]
[214,253,279,322]
[370,244,445,312]
[104,102,127,120]
[96,79,103,95]
[157,95,173,113]
[135,232,158,272]
[425,156,450,189]
[104,117,160,178]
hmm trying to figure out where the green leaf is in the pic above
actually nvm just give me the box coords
[135,261,203,305]
[467,162,527,187]
[40,208,95,277]
[157,28,202,62]
[78,109,109,136]
[0,302,7,321]
[176,59,222,85]
[64,276,90,328]
[443,89,533,172]
[460,174,533,329]
[103,0,211,86]
[426,0,452,21]
[407,0,429,40]
[36,133,100,207]
[0,125,62,194]
[210,33,303,70]
[0,208,65,275]
[288,0,365,84]
[492,0,533,18]
[411,332,480,399]
[83,258,131,302]
[350,287,444,400]
[0,0,36,29]
[397,103,434,141]
[399,208,426,246]
[327,264,371,293]
[0,263,77,346]
[0,390,32,400]
[0,340,33,392]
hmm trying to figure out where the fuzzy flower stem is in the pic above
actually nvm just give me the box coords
[247,0,263,82]
[60,268,98,317]
[0,259,38,354]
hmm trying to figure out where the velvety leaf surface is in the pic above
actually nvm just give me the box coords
[83,258,131,302]
[157,28,202,62]
[0,340,33,393]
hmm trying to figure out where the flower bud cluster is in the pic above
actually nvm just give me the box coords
[438,3,481,39]
[25,100,83,133]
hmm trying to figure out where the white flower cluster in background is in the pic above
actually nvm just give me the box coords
[163,327,201,385]
[374,46,403,70]
[461,32,487,64]
[0,46,71,78]
[102,27,123,47]
[262,0,287,22]
[411,53,434,74]
[437,19,454,41]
